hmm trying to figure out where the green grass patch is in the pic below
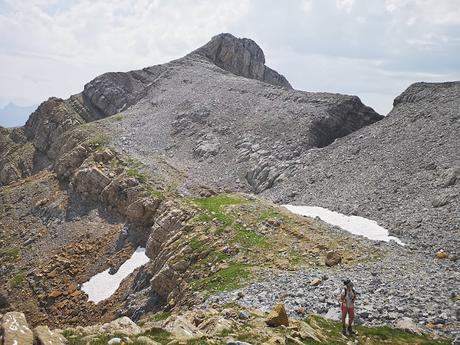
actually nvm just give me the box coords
[88,133,110,148]
[126,166,146,183]
[112,114,124,122]
[257,207,287,222]
[189,238,205,252]
[9,271,26,288]
[191,263,251,294]
[149,310,172,322]
[0,247,20,262]
[187,339,218,345]
[141,329,172,343]
[288,249,304,266]
[232,224,269,248]
[124,158,148,183]
[200,251,230,266]
[142,184,164,199]
[192,194,246,226]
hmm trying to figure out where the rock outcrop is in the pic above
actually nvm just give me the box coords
[265,304,289,327]
[34,325,67,345]
[1,312,34,345]
[192,33,292,88]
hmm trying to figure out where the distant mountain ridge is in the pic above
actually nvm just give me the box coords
[0,102,37,128]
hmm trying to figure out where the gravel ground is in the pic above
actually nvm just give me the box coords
[205,238,460,336]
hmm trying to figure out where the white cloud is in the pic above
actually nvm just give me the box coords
[301,0,313,13]
[0,0,249,104]
[0,0,459,125]
[336,0,355,13]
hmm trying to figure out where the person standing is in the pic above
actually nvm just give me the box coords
[340,279,357,336]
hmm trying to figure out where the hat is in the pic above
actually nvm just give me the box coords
[343,279,352,286]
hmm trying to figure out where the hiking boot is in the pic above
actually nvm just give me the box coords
[348,326,356,336]
[342,328,347,336]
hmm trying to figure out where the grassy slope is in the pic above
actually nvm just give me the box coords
[175,193,383,297]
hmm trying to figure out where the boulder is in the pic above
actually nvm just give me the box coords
[435,250,448,259]
[324,308,341,321]
[238,311,251,320]
[79,317,142,336]
[34,325,67,345]
[163,315,203,339]
[325,251,342,267]
[1,312,34,345]
[395,317,424,335]
[198,316,233,335]
[53,144,89,178]
[126,197,160,225]
[265,304,289,327]
[71,166,111,195]
[310,278,321,286]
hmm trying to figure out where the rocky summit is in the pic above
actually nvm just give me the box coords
[0,33,459,345]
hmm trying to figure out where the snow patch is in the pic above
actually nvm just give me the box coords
[283,205,404,245]
[81,247,150,303]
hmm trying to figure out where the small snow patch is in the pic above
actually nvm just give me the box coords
[283,205,404,245]
[81,247,150,303]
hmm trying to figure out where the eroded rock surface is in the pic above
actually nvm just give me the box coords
[1,312,34,345]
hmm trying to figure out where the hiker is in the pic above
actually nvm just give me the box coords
[340,279,356,336]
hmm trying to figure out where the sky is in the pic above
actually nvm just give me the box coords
[0,0,459,126]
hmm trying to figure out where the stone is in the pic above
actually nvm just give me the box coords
[1,311,34,345]
[295,307,306,316]
[310,278,321,286]
[34,325,67,345]
[435,250,448,259]
[265,303,289,327]
[432,195,449,208]
[164,315,203,339]
[48,290,63,298]
[79,317,142,336]
[71,166,111,196]
[324,308,341,321]
[325,251,342,267]
[198,316,233,335]
[126,197,160,225]
[395,317,423,335]
[238,311,251,320]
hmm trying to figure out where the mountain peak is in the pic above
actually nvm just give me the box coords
[192,33,292,88]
